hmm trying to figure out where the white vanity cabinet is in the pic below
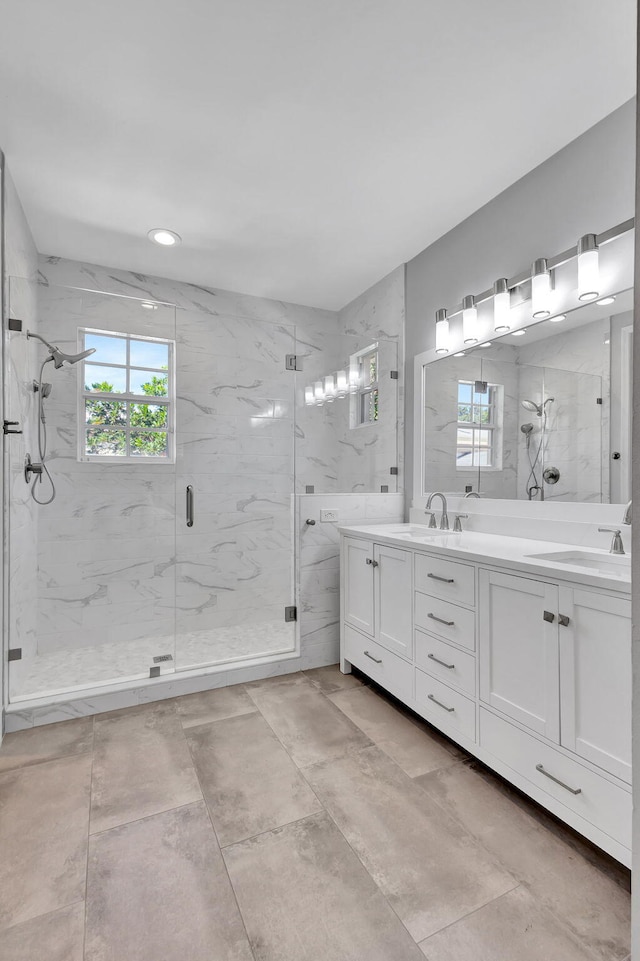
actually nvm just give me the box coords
[340,529,632,866]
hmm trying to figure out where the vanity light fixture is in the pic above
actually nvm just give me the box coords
[549,314,566,323]
[348,361,360,393]
[577,234,600,301]
[147,228,182,247]
[462,295,478,344]
[435,308,449,354]
[313,381,325,406]
[493,278,511,331]
[323,374,336,403]
[531,259,552,318]
[304,385,315,406]
[597,296,616,306]
[335,370,348,398]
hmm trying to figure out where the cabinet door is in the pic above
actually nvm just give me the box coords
[343,537,375,636]
[375,544,413,659]
[479,569,559,741]
[559,587,631,783]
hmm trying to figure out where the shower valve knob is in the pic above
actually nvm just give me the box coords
[24,454,43,483]
[3,420,22,435]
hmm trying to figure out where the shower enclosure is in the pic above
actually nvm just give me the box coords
[4,278,299,703]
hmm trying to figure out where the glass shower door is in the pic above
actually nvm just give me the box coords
[6,279,177,701]
[173,311,297,671]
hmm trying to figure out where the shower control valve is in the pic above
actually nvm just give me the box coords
[24,454,44,484]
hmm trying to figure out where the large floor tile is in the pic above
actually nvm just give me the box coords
[419,886,601,961]
[246,673,371,766]
[91,701,201,833]
[223,811,425,961]
[186,712,322,845]
[303,663,365,695]
[329,685,458,777]
[175,683,257,728]
[0,754,91,930]
[85,801,253,961]
[0,716,94,773]
[305,745,516,942]
[416,761,630,960]
[2,902,85,961]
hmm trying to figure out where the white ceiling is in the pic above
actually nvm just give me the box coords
[0,0,635,310]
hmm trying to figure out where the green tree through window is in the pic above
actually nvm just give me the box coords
[85,374,169,456]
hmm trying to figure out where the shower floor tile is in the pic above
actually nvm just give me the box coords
[0,668,630,959]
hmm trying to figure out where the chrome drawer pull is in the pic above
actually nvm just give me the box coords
[428,653,455,670]
[427,573,454,584]
[535,763,582,795]
[364,650,382,664]
[427,693,455,713]
[427,613,455,627]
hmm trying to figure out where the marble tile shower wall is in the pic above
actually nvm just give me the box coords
[0,256,406,700]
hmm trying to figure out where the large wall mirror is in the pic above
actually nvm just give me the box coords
[421,289,632,504]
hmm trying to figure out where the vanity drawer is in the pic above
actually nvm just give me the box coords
[415,669,476,741]
[343,624,413,702]
[480,708,631,849]
[415,629,476,696]
[414,593,475,651]
[414,553,475,607]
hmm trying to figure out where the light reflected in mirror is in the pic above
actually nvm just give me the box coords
[423,290,632,504]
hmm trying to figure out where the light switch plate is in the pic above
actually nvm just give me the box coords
[320,509,339,523]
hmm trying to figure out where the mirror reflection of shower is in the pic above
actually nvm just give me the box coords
[25,330,96,505]
[521,396,554,500]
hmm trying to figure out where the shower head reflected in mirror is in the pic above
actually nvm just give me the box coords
[26,330,96,369]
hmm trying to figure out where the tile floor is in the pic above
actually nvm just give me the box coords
[0,666,631,961]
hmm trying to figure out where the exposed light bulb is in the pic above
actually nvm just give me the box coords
[348,362,360,393]
[435,308,449,354]
[313,381,325,406]
[304,385,315,406]
[462,295,478,344]
[141,302,158,310]
[577,234,600,302]
[335,370,348,398]
[493,279,510,332]
[531,258,551,319]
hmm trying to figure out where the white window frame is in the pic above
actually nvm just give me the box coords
[350,343,379,429]
[455,380,504,472]
[77,328,176,464]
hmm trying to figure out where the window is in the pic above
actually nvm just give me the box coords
[351,345,379,427]
[456,380,503,470]
[78,329,175,462]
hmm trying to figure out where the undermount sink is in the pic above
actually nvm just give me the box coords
[384,525,449,537]
[527,550,631,576]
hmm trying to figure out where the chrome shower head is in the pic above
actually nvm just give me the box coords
[521,399,542,415]
[27,331,96,368]
[520,423,534,434]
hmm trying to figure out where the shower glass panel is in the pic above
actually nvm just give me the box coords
[6,279,177,701]
[173,312,298,671]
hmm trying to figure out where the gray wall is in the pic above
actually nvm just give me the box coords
[405,98,636,508]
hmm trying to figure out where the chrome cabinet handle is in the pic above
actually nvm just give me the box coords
[535,763,581,795]
[427,613,454,627]
[427,693,455,713]
[364,650,382,664]
[558,614,570,627]
[186,485,194,527]
[366,558,378,566]
[427,573,454,584]
[428,653,455,670]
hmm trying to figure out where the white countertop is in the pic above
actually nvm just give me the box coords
[338,524,631,594]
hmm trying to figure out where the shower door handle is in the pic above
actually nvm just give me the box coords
[186,485,194,527]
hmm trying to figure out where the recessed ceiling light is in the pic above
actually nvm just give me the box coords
[511,330,526,337]
[596,296,616,306]
[549,314,566,323]
[141,302,158,310]
[453,352,465,357]
[148,228,182,247]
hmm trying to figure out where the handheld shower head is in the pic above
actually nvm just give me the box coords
[520,423,534,434]
[522,399,542,415]
[27,331,96,368]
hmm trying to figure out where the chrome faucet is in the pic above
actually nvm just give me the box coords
[623,500,632,525]
[464,491,481,499]
[426,492,449,530]
[598,527,625,555]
